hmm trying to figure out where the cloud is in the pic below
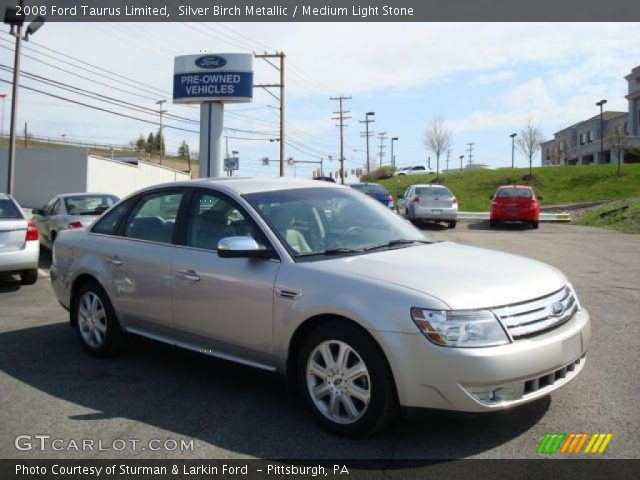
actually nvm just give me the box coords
[472,70,516,85]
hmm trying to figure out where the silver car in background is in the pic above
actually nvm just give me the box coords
[32,193,119,248]
[398,184,458,228]
[0,193,39,285]
[50,178,590,437]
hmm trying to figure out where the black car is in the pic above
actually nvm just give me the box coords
[313,176,336,183]
[350,183,395,209]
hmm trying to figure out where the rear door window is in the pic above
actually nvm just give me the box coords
[124,191,185,244]
[92,198,135,236]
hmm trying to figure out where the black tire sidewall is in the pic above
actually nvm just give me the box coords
[296,321,397,437]
[72,281,123,356]
[20,269,38,285]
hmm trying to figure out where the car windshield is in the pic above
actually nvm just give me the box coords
[244,187,431,259]
[64,195,119,215]
[351,184,388,195]
[0,198,22,219]
[496,188,533,198]
[415,187,452,196]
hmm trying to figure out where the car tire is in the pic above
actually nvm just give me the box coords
[489,220,497,228]
[297,321,398,438]
[531,221,539,229]
[448,220,457,229]
[19,269,38,285]
[72,280,124,357]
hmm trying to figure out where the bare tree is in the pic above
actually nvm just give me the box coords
[516,119,544,178]
[423,116,452,180]
[610,125,640,176]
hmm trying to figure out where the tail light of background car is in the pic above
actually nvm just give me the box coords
[452,197,458,206]
[67,221,83,229]
[413,196,421,203]
[25,221,39,241]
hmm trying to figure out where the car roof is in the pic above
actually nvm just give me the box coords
[497,185,533,189]
[58,192,119,198]
[411,184,448,188]
[138,177,348,195]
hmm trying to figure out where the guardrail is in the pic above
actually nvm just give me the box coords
[458,212,572,222]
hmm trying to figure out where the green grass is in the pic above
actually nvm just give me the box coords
[576,197,640,234]
[378,164,640,212]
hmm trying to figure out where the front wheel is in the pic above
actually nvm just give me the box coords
[297,321,398,437]
[72,281,124,356]
[530,221,539,229]
[448,220,457,229]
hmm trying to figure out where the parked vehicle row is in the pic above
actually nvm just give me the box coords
[49,178,589,437]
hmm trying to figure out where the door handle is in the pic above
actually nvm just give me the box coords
[176,269,200,282]
[105,256,123,266]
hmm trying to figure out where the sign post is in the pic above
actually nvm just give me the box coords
[173,53,253,178]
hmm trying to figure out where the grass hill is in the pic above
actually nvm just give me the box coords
[378,164,640,212]
[575,197,640,234]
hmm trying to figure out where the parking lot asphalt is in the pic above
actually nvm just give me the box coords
[0,222,638,460]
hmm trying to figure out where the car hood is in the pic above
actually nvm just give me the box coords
[309,241,566,310]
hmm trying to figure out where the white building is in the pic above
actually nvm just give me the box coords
[541,65,640,166]
[0,147,190,208]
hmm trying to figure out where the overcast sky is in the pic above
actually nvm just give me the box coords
[2,22,639,178]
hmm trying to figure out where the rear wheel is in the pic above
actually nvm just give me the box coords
[72,281,124,356]
[20,269,38,285]
[297,321,398,437]
[489,220,498,228]
[530,221,539,229]
[448,220,457,229]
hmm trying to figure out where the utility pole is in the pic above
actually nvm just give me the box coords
[330,95,351,184]
[466,142,475,165]
[377,132,388,167]
[255,52,285,176]
[359,112,375,173]
[155,99,167,165]
[446,149,451,172]
[185,142,192,176]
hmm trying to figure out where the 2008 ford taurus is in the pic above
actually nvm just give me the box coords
[50,178,590,437]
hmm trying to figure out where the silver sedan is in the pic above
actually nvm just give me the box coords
[31,193,119,249]
[398,184,458,228]
[50,178,590,437]
[0,193,39,284]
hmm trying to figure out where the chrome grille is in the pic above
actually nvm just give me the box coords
[493,286,579,339]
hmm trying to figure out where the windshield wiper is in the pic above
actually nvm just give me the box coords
[296,247,364,257]
[364,239,432,251]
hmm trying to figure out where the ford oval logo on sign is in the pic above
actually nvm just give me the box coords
[195,55,227,69]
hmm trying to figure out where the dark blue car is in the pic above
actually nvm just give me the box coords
[350,183,395,209]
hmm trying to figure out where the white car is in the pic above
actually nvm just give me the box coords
[398,184,459,228]
[394,165,434,176]
[0,194,40,285]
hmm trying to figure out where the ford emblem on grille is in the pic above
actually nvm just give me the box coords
[550,301,565,317]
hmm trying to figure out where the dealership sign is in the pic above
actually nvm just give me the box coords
[173,53,253,104]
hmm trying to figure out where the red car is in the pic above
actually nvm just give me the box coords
[489,185,542,229]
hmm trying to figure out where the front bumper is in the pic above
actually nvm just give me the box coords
[372,307,591,412]
[0,242,39,272]
[412,206,458,221]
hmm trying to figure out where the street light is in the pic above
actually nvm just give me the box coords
[390,137,399,166]
[4,1,46,194]
[510,133,517,169]
[364,112,375,173]
[596,99,607,163]
[459,155,464,173]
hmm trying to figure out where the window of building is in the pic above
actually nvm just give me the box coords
[587,131,593,143]
[624,122,629,135]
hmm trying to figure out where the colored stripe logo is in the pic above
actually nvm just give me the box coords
[537,433,612,454]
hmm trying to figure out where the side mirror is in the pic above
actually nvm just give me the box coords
[32,208,44,216]
[217,236,271,259]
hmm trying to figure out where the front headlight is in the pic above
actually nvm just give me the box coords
[410,308,510,347]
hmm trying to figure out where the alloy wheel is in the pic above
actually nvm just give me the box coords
[306,340,371,424]
[77,291,107,348]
